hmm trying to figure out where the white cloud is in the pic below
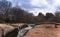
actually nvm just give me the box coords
[7,0,60,16]
[54,0,60,6]
[30,0,48,7]
[29,0,60,16]
[29,7,55,16]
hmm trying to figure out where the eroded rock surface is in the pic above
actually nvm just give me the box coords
[23,23,60,37]
[0,23,26,37]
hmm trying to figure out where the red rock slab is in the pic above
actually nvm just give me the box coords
[54,28,60,37]
[35,24,55,28]
[56,23,60,25]
[36,22,55,25]
[0,24,15,36]
[0,28,3,37]
[23,28,57,37]
[10,23,26,27]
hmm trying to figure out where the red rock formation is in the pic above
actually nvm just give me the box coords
[37,12,46,22]
[36,12,55,22]
[23,23,60,37]
[46,13,55,22]
[0,23,26,37]
[23,27,56,37]
[0,28,3,37]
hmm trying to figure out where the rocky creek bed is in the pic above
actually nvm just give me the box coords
[0,22,60,37]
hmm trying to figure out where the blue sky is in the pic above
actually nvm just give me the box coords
[7,0,60,16]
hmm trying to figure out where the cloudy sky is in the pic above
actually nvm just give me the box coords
[7,0,60,16]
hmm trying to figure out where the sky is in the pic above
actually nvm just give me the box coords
[7,0,60,16]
